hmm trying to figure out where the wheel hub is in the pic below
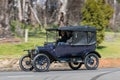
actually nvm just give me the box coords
[26,61,31,65]
[39,61,44,65]
[88,59,94,65]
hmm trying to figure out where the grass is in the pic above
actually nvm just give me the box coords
[97,32,120,58]
[0,32,120,59]
[0,37,45,58]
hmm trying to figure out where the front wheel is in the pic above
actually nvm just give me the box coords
[68,62,82,70]
[19,54,34,71]
[33,54,50,72]
[84,53,99,70]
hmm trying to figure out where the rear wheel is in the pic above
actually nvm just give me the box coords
[19,54,33,71]
[68,62,82,70]
[33,54,50,72]
[84,53,99,70]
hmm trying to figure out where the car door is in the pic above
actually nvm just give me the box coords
[54,44,83,58]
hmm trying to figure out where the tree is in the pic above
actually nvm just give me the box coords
[58,0,84,26]
[81,0,113,45]
[0,0,14,38]
[117,0,120,3]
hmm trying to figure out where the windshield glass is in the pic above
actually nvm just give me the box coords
[46,31,58,42]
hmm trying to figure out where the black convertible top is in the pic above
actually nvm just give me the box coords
[46,26,96,32]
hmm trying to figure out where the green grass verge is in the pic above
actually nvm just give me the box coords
[0,32,120,59]
[0,38,45,58]
[97,32,120,58]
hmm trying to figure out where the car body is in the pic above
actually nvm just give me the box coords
[19,26,101,72]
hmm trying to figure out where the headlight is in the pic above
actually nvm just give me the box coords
[34,47,39,54]
[34,50,38,54]
[28,50,32,53]
[28,49,37,55]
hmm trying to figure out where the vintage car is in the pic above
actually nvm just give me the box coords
[19,26,101,72]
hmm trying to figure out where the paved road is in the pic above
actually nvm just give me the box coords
[0,68,120,80]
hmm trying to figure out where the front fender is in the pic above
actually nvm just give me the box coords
[39,51,57,62]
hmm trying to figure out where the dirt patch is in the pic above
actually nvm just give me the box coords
[0,58,20,71]
[0,58,120,71]
[99,58,120,68]
[0,38,22,44]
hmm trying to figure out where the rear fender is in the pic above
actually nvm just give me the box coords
[84,51,101,58]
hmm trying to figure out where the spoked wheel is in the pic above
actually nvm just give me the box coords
[68,62,82,70]
[84,53,99,70]
[19,54,34,71]
[33,54,50,72]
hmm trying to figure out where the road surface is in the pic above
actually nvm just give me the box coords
[0,68,120,80]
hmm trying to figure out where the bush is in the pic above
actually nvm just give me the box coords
[81,0,113,45]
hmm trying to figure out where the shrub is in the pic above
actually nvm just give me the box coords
[81,0,113,45]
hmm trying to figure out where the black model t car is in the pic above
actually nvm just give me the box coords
[19,26,101,72]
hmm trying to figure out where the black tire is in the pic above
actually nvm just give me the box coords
[19,54,34,71]
[68,62,82,70]
[84,53,99,70]
[33,54,50,72]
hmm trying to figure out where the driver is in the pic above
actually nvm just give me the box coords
[56,31,67,44]
[56,31,72,44]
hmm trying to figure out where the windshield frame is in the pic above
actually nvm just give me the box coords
[46,30,58,43]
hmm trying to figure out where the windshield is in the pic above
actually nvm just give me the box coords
[46,30,58,43]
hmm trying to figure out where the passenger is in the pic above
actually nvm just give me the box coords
[66,31,72,40]
[66,31,73,44]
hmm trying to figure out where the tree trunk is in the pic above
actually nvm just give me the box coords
[0,0,12,38]
[18,0,23,21]
[58,0,84,27]
[112,0,117,29]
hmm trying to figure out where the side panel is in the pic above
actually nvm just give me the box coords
[55,44,96,58]
[37,46,57,60]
